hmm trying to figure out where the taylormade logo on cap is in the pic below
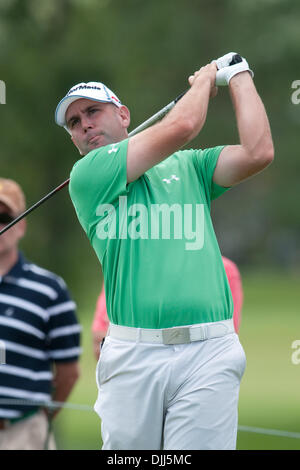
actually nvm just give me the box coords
[55,81,122,129]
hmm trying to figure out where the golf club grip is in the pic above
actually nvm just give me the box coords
[0,90,187,235]
[229,54,242,65]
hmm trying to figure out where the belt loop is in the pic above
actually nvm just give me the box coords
[202,324,208,340]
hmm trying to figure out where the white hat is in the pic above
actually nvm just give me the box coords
[55,81,122,129]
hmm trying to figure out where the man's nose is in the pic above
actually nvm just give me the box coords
[81,115,93,131]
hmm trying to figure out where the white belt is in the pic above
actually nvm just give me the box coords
[107,319,234,345]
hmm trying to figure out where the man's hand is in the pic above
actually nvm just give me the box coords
[213,52,240,69]
[93,330,106,360]
[213,52,254,86]
[188,63,218,99]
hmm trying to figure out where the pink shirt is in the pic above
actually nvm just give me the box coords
[92,286,109,333]
[221,256,243,333]
[92,256,243,334]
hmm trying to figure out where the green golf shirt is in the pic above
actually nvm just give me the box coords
[69,139,233,328]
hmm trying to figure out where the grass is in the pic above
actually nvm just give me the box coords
[53,269,300,450]
[236,269,300,450]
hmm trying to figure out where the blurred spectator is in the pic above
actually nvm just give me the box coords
[92,287,108,360]
[222,256,243,334]
[0,178,81,450]
[92,256,243,360]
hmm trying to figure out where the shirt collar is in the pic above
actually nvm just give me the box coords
[4,251,27,279]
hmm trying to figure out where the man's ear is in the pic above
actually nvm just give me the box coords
[119,105,131,129]
[16,218,26,241]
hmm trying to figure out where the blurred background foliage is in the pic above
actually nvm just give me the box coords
[0,0,300,450]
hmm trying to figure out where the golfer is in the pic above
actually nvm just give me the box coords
[55,53,274,450]
[91,255,244,360]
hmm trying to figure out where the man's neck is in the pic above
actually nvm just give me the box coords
[0,249,19,276]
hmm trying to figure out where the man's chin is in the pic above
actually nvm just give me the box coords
[80,142,103,156]
[86,136,108,152]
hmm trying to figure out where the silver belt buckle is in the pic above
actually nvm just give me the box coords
[162,327,191,345]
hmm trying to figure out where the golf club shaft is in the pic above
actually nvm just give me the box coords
[0,90,187,236]
[128,91,186,136]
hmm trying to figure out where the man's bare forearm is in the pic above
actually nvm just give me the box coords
[162,76,212,141]
[229,72,274,161]
[48,362,80,418]
[127,64,217,183]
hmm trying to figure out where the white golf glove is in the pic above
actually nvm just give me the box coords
[213,52,254,86]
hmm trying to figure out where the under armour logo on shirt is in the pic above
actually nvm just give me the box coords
[108,144,118,154]
[162,175,180,184]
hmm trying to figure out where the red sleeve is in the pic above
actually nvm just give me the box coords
[222,256,243,333]
[92,285,109,333]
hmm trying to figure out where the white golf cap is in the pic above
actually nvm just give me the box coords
[55,81,122,129]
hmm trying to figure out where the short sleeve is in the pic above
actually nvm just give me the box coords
[192,145,231,200]
[69,139,129,234]
[46,282,81,363]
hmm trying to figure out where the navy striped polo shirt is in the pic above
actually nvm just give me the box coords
[0,252,81,419]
